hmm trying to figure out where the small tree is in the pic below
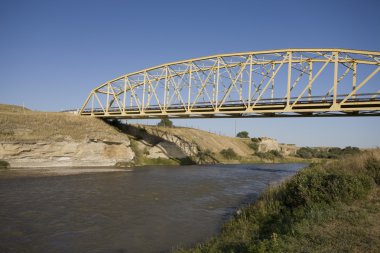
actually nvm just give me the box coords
[157,118,173,127]
[236,131,249,138]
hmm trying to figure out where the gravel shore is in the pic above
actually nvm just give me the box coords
[0,167,132,177]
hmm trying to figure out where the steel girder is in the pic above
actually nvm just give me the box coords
[80,49,380,118]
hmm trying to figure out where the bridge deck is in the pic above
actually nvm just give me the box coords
[81,96,380,118]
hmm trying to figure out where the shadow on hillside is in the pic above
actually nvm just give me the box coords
[104,119,196,165]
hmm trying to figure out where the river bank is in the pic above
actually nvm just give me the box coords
[1,104,299,168]
[0,104,351,169]
[176,150,380,252]
[0,167,133,177]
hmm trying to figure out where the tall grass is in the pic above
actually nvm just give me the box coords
[176,150,380,253]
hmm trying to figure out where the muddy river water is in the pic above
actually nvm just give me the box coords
[0,163,305,253]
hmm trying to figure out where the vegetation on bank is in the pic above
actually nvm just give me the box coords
[0,160,10,169]
[296,146,361,159]
[175,150,380,253]
[220,148,238,160]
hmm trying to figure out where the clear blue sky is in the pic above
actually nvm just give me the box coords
[1,0,379,148]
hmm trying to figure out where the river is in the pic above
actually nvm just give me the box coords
[0,163,305,253]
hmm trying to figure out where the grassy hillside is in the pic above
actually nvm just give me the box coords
[143,125,253,157]
[176,150,380,253]
[0,104,129,142]
[141,125,305,163]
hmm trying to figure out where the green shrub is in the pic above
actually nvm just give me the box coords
[197,149,213,160]
[296,147,314,159]
[251,137,261,143]
[282,170,374,208]
[257,150,283,160]
[296,146,361,159]
[269,150,282,157]
[220,148,238,159]
[0,160,10,169]
[248,142,259,151]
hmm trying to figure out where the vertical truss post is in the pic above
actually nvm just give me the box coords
[212,71,216,106]
[164,66,168,112]
[216,58,220,111]
[248,55,253,108]
[352,62,357,99]
[130,87,133,108]
[239,66,243,101]
[271,63,275,102]
[106,83,110,113]
[308,61,313,100]
[188,63,192,112]
[147,75,151,110]
[123,77,127,114]
[142,73,146,113]
[333,51,339,107]
[286,51,292,109]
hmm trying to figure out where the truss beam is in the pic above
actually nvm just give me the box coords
[80,49,380,118]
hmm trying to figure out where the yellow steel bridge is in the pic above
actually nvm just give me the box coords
[80,49,380,118]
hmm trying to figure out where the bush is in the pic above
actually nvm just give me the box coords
[282,170,374,208]
[296,146,361,159]
[157,118,173,127]
[257,150,283,160]
[248,142,259,151]
[296,147,314,159]
[251,137,261,143]
[0,160,10,169]
[220,148,238,159]
[236,131,249,138]
[197,149,213,160]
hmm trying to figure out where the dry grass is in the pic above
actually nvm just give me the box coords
[280,186,380,253]
[0,104,129,142]
[0,104,31,113]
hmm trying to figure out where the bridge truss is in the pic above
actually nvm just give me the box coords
[80,49,380,118]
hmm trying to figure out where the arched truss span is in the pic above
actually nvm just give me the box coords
[80,49,380,118]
